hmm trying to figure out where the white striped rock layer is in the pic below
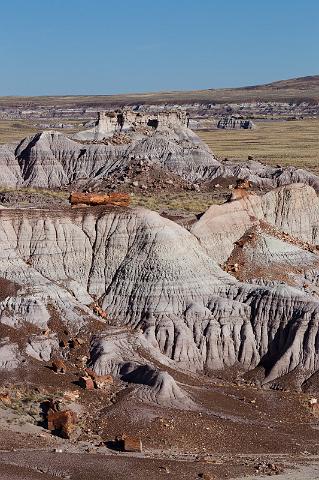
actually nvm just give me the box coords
[0,198,318,391]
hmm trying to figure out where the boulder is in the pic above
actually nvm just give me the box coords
[0,393,12,406]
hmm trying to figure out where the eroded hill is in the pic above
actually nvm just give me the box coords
[0,109,319,479]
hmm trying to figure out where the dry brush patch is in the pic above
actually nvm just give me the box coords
[0,119,84,144]
[131,191,224,214]
[0,187,69,199]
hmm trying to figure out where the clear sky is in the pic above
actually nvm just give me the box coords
[0,0,318,96]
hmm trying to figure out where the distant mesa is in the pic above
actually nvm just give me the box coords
[73,109,189,141]
[217,116,256,130]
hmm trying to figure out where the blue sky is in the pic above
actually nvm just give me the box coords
[0,0,318,95]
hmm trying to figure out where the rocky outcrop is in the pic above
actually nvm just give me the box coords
[0,110,319,192]
[224,223,319,291]
[73,109,189,141]
[0,198,318,391]
[0,342,22,370]
[26,334,59,362]
[214,160,319,192]
[217,116,255,129]
[191,183,319,264]
[0,115,216,188]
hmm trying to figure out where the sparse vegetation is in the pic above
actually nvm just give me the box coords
[131,191,226,214]
[0,187,225,215]
[0,186,68,199]
[0,119,84,144]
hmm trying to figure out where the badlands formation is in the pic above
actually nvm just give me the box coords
[0,109,318,190]
[0,109,319,478]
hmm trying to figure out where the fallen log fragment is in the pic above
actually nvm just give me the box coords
[121,435,143,453]
[69,192,130,207]
[47,408,77,438]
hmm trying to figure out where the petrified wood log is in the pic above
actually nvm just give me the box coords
[69,192,130,207]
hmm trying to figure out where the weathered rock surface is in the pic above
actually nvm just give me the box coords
[224,223,319,293]
[191,183,319,264]
[89,328,196,408]
[73,109,190,141]
[0,110,319,192]
[0,342,22,370]
[0,111,216,188]
[214,160,319,192]
[0,197,318,393]
[26,334,59,362]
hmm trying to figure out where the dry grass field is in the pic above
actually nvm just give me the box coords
[198,119,319,174]
[0,120,39,144]
[0,120,83,144]
[131,191,227,214]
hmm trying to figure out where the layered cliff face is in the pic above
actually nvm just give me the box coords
[73,110,189,141]
[0,110,319,191]
[0,195,319,395]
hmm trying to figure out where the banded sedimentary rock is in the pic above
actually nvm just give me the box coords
[0,198,318,392]
[191,183,319,264]
[0,110,318,191]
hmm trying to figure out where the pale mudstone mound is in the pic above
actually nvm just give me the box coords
[0,202,318,391]
[25,334,59,362]
[90,330,196,408]
[191,183,319,264]
[0,110,319,191]
[214,160,319,192]
[225,224,319,291]
[0,342,22,370]
[0,112,217,188]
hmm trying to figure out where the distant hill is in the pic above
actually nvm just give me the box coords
[0,75,318,108]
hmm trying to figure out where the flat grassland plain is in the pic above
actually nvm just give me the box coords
[0,119,83,144]
[198,119,319,175]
